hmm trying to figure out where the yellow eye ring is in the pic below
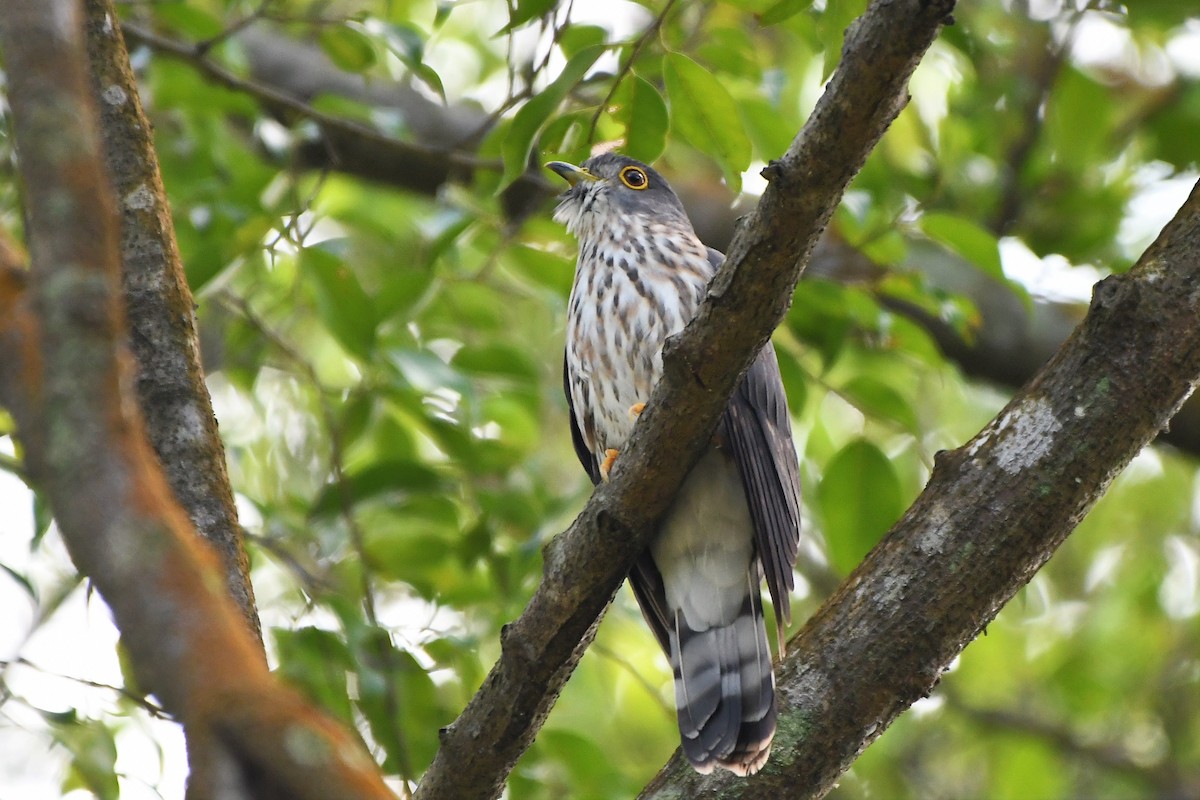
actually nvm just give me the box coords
[619,166,649,190]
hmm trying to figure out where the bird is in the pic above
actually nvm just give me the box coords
[547,153,802,776]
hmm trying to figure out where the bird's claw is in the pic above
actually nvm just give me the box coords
[628,402,646,420]
[600,448,619,482]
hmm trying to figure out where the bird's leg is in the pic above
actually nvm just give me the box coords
[600,448,620,482]
[601,404,646,480]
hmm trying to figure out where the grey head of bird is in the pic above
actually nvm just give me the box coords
[546,153,693,243]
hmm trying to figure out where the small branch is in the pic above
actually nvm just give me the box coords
[0,657,172,719]
[120,21,496,175]
[946,694,1176,790]
[988,10,1082,236]
[119,19,559,217]
[585,0,678,142]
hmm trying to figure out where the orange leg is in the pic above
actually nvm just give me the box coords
[602,405,645,481]
[600,448,619,482]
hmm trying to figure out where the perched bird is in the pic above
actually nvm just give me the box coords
[547,153,802,776]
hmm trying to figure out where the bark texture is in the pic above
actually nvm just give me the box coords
[82,0,262,643]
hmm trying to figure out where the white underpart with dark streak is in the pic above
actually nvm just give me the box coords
[559,194,712,453]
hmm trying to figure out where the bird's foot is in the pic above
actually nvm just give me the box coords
[600,448,619,482]
[627,402,646,420]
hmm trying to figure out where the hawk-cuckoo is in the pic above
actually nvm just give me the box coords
[547,153,802,776]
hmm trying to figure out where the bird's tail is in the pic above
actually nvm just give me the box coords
[670,586,776,776]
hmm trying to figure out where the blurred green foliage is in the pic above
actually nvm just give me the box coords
[1,0,1198,797]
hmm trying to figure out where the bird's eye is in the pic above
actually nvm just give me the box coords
[619,166,649,190]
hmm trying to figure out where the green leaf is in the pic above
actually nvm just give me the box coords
[621,75,669,164]
[152,5,225,39]
[452,343,540,380]
[301,246,378,359]
[0,562,36,601]
[815,0,866,81]
[760,0,813,25]
[920,211,1005,282]
[433,1,454,28]
[319,25,378,73]
[499,0,558,33]
[838,376,919,434]
[505,244,574,295]
[663,53,752,193]
[48,713,119,800]
[559,24,608,58]
[355,636,452,775]
[500,45,604,191]
[698,28,761,81]
[817,439,902,574]
[311,459,444,517]
[741,96,796,160]
[385,23,424,63]
[384,24,446,100]
[274,627,355,724]
[364,527,452,585]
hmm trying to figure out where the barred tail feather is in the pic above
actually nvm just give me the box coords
[670,590,777,776]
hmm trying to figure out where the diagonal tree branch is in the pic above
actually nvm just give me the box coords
[0,1,397,796]
[640,180,1200,798]
[82,0,263,645]
[413,2,958,798]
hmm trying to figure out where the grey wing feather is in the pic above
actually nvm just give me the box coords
[706,248,802,630]
[629,555,671,652]
[563,350,601,485]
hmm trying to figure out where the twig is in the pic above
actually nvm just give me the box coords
[0,657,173,720]
[586,0,679,143]
[119,21,495,172]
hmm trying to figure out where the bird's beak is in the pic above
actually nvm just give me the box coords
[545,161,599,187]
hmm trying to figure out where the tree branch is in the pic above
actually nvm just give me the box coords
[639,180,1200,798]
[0,1,395,796]
[413,2,957,798]
[117,19,555,218]
[83,0,263,645]
[945,693,1191,795]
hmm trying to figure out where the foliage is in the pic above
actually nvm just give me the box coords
[1,0,1198,797]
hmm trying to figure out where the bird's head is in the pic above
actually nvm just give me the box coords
[546,153,691,241]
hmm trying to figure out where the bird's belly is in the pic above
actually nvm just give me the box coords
[567,275,688,452]
[588,333,661,447]
[651,448,755,627]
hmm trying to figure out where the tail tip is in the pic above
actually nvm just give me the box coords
[688,737,774,777]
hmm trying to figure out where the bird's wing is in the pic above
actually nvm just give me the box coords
[707,248,802,631]
[628,554,671,652]
[563,350,601,485]
[721,345,802,628]
[564,350,672,648]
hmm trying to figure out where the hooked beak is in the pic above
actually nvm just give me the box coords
[545,161,599,187]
